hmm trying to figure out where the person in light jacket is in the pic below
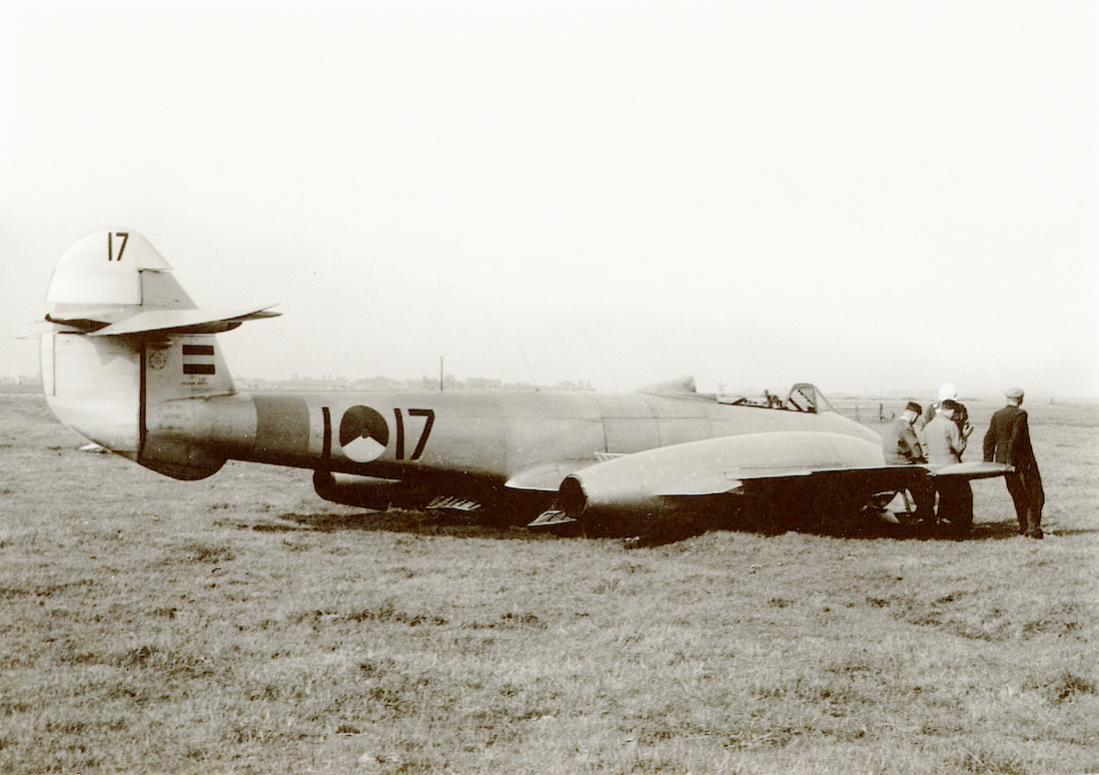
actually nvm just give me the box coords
[923,399,973,533]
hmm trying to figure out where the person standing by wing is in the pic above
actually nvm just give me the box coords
[924,399,974,531]
[919,383,974,446]
[882,402,935,526]
[883,401,927,465]
[924,399,966,463]
[919,383,956,429]
[984,387,1045,539]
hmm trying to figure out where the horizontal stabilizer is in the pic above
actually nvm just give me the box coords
[85,305,280,336]
[13,320,87,337]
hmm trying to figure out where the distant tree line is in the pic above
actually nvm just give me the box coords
[236,374,595,392]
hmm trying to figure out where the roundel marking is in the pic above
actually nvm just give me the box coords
[339,405,390,463]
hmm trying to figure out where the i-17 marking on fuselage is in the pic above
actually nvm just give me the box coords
[329,405,436,463]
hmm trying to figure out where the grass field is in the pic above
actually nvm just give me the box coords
[1,392,1097,774]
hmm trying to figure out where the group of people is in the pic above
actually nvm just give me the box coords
[882,383,1045,538]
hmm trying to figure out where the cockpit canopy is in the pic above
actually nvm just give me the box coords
[783,383,835,414]
[640,378,837,414]
[720,382,836,414]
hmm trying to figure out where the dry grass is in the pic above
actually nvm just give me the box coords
[1,393,1097,774]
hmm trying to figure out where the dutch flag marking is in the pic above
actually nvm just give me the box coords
[182,344,216,375]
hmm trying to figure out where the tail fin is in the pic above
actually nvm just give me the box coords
[42,229,277,478]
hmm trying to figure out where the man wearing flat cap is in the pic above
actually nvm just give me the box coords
[884,401,927,465]
[984,388,1045,538]
[883,401,934,524]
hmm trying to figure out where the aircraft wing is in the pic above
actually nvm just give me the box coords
[652,464,901,496]
[654,461,1014,497]
[529,431,1014,531]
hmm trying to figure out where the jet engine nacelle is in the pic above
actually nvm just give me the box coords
[312,470,407,511]
[558,431,888,535]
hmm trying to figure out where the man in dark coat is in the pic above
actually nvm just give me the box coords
[983,387,1045,538]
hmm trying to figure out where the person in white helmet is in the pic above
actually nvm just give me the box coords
[917,383,973,447]
[919,386,975,534]
[924,399,966,464]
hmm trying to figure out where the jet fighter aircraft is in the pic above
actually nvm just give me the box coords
[40,230,1010,536]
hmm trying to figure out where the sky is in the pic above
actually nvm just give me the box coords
[2,0,1096,398]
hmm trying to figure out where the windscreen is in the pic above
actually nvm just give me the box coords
[785,383,835,414]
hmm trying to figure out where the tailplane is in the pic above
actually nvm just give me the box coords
[45,230,277,335]
[41,229,277,478]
